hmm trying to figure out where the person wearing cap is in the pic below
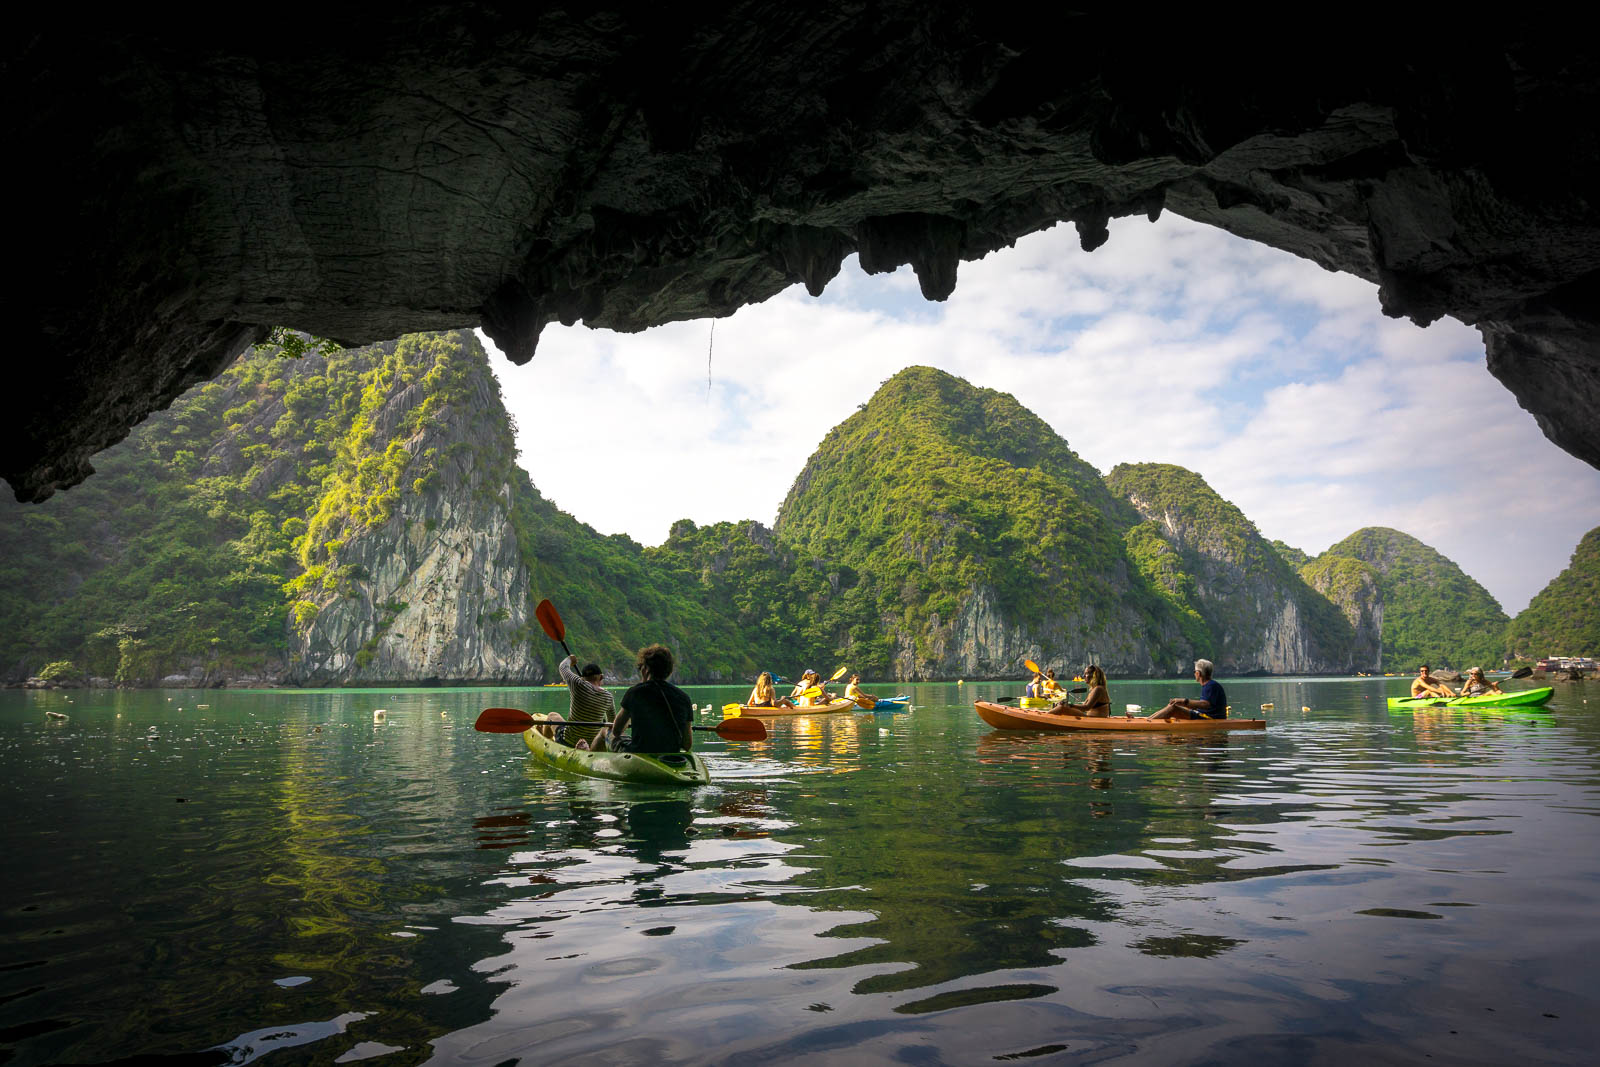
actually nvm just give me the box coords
[539,654,615,749]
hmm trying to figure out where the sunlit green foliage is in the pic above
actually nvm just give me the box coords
[1105,463,1355,665]
[1316,527,1507,670]
[1503,526,1599,660]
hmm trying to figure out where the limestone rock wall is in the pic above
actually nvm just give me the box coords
[9,10,1600,502]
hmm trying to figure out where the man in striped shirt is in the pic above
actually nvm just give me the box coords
[541,654,615,749]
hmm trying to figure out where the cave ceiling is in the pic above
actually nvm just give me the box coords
[6,7,1598,501]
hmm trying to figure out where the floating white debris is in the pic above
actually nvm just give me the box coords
[1260,703,1274,710]
[373,709,387,721]
[1124,704,1142,713]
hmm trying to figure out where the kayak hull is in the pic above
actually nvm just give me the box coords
[872,696,911,710]
[1386,686,1553,709]
[522,715,710,786]
[732,698,858,717]
[975,701,1266,732]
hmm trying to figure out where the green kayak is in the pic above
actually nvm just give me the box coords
[522,714,711,786]
[1386,686,1554,710]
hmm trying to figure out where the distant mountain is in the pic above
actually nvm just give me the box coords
[1104,463,1357,673]
[0,345,1559,685]
[1311,527,1508,670]
[1503,526,1600,661]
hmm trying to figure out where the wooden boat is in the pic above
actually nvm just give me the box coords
[522,714,710,786]
[729,698,858,717]
[975,700,1266,733]
[1385,686,1553,710]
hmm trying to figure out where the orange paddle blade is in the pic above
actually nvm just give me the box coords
[713,717,767,741]
[855,694,876,709]
[1024,659,1042,675]
[534,599,565,642]
[475,707,536,733]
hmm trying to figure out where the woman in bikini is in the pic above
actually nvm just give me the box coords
[1051,665,1111,717]
[746,671,795,708]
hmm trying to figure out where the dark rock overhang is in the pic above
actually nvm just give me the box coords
[7,7,1598,501]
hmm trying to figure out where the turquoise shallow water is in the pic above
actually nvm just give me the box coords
[2,677,1598,1065]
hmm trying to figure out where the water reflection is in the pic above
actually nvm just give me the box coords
[4,685,1599,1064]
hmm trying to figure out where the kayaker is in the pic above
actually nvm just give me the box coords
[844,674,875,704]
[1459,667,1504,697]
[1147,659,1227,720]
[1024,671,1045,698]
[1042,669,1065,699]
[1051,665,1110,717]
[541,654,615,749]
[595,644,694,753]
[1410,665,1455,699]
[747,671,796,709]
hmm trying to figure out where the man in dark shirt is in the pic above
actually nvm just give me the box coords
[596,643,694,753]
[1148,659,1227,720]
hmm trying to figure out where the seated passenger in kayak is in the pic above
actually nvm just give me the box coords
[1041,669,1066,700]
[1050,665,1110,717]
[746,671,796,709]
[539,655,615,749]
[1024,672,1046,698]
[1148,659,1227,720]
[1458,667,1504,697]
[1411,665,1455,699]
[844,674,875,705]
[794,669,833,706]
[593,644,693,754]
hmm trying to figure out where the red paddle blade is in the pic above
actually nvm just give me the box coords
[534,599,565,643]
[475,707,536,733]
[716,716,767,741]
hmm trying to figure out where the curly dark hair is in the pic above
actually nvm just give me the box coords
[637,644,674,680]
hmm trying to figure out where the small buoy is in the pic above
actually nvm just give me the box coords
[1260,703,1274,710]
[1301,706,1310,712]
[957,680,964,686]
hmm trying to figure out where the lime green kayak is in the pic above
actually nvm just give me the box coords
[1386,686,1554,710]
[522,715,710,786]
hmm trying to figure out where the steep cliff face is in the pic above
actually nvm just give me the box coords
[1106,463,1356,674]
[1300,555,1384,669]
[284,336,538,683]
[774,367,1193,678]
[1311,527,1507,671]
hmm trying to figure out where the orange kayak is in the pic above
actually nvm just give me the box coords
[975,700,1266,732]
[731,698,858,717]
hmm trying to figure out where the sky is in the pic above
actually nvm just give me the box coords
[482,213,1600,616]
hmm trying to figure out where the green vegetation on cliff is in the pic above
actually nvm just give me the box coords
[1503,526,1600,660]
[773,367,1190,673]
[0,344,1560,684]
[1316,527,1507,670]
[1105,462,1355,670]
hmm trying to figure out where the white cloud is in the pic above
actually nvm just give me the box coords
[486,214,1600,615]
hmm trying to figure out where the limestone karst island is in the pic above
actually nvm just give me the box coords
[5,9,1600,1065]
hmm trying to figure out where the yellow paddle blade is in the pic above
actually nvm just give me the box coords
[723,703,743,718]
[1024,659,1042,675]
[801,686,823,698]
[828,666,848,681]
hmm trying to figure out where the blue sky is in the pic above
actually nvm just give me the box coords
[484,214,1600,616]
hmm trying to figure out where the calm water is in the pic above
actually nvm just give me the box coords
[3,678,1598,1065]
